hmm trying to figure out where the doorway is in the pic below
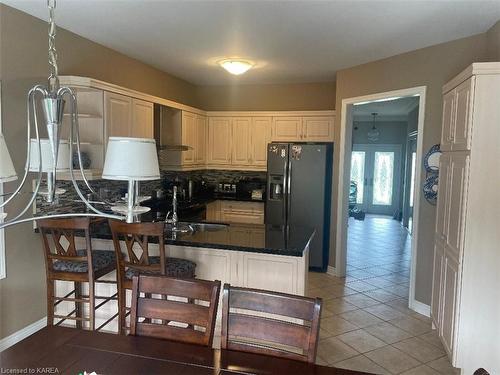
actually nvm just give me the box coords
[351,144,402,216]
[336,86,426,314]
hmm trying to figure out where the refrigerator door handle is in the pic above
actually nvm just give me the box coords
[287,159,292,222]
[282,154,288,224]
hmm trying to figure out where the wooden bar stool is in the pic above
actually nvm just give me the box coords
[38,218,117,331]
[130,274,221,347]
[221,284,322,363]
[108,220,196,334]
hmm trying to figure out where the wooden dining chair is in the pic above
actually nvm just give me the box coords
[130,274,221,347]
[38,218,117,331]
[108,220,196,334]
[221,284,322,363]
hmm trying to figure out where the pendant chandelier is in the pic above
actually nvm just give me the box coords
[0,0,158,229]
[367,112,380,142]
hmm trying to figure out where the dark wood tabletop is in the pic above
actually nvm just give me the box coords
[0,326,373,374]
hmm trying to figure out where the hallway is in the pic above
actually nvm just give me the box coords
[308,215,458,374]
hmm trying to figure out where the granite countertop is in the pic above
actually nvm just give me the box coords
[34,198,313,257]
[88,220,313,257]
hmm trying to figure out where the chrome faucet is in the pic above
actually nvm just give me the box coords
[165,186,178,226]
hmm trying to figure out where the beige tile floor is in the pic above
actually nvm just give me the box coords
[309,215,460,374]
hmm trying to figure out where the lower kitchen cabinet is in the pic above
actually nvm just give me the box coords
[207,200,264,224]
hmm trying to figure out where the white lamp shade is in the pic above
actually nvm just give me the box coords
[102,137,160,181]
[29,138,71,172]
[0,134,17,182]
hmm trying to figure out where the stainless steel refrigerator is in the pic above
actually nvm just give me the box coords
[266,143,333,271]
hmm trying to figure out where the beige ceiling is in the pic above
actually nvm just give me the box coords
[2,0,500,85]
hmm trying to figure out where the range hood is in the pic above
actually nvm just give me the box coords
[154,104,191,152]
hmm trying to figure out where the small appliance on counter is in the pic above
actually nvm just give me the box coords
[236,178,266,201]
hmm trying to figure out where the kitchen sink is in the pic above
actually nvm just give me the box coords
[166,222,229,233]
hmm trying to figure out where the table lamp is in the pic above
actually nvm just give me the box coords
[0,134,18,220]
[102,137,160,220]
[29,138,70,202]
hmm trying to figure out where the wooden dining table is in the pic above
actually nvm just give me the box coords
[0,326,374,374]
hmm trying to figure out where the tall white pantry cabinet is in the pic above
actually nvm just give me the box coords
[431,63,500,375]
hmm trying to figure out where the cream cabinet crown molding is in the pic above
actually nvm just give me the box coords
[59,75,206,116]
[442,62,500,94]
[206,110,336,117]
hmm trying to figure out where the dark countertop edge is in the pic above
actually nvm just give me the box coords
[164,239,305,257]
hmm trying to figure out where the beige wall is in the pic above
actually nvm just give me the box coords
[487,20,500,61]
[196,82,336,111]
[0,4,199,339]
[333,33,492,305]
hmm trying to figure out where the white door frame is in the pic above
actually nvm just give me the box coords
[336,86,427,313]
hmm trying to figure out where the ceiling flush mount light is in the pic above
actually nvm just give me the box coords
[218,59,254,75]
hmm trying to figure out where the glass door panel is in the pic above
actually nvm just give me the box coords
[372,151,395,206]
[350,151,366,205]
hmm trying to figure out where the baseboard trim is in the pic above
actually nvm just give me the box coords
[327,266,337,277]
[0,317,47,352]
[410,299,431,317]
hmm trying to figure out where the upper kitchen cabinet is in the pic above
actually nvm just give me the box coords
[271,114,335,142]
[231,117,252,166]
[194,114,207,165]
[104,92,154,138]
[250,117,272,167]
[181,111,197,165]
[272,117,303,141]
[132,99,154,138]
[105,92,132,138]
[302,116,334,141]
[207,117,232,166]
[440,77,475,152]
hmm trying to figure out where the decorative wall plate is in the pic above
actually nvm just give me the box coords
[423,174,439,205]
[424,144,441,173]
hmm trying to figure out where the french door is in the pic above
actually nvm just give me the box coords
[350,144,402,215]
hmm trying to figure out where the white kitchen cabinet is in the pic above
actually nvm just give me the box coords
[207,117,232,166]
[105,92,153,139]
[131,99,154,138]
[195,114,207,165]
[272,117,303,141]
[431,63,500,374]
[440,90,455,152]
[231,117,252,166]
[105,92,132,138]
[181,111,196,165]
[250,117,272,167]
[302,116,334,141]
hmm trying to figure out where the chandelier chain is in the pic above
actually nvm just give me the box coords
[48,0,59,91]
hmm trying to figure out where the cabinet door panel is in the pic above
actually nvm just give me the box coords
[250,117,272,167]
[431,239,445,327]
[105,92,132,137]
[441,251,459,358]
[435,153,451,241]
[231,117,252,165]
[440,90,455,152]
[195,115,207,165]
[452,77,474,151]
[243,253,297,294]
[208,118,232,165]
[131,99,153,138]
[302,116,334,141]
[182,112,196,165]
[445,152,470,259]
[272,117,302,141]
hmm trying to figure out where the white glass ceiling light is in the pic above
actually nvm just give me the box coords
[218,59,254,75]
[102,137,160,222]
